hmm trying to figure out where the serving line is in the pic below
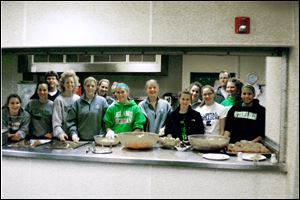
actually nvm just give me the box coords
[2,143,286,172]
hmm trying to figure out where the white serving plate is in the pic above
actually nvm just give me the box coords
[202,153,230,161]
[242,153,266,161]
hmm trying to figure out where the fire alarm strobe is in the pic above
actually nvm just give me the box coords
[235,16,250,34]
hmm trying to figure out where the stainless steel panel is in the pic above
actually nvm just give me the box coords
[29,55,162,73]
[30,62,161,73]
[2,143,286,172]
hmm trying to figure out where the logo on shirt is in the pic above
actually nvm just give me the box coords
[114,111,133,125]
[9,121,21,131]
[234,111,257,120]
[202,112,219,121]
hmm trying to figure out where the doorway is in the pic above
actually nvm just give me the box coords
[190,72,235,88]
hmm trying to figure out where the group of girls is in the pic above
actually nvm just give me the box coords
[189,77,265,144]
[2,72,265,145]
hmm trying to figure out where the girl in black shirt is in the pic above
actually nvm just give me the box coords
[224,85,265,143]
[165,89,205,141]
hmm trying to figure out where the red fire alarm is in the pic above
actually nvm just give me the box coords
[235,16,250,34]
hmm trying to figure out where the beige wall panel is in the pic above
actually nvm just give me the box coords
[2,1,150,47]
[286,3,299,198]
[152,2,293,46]
[2,1,295,47]
[1,2,25,46]
[265,56,282,144]
[239,56,266,85]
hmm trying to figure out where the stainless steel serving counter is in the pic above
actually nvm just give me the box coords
[1,142,286,172]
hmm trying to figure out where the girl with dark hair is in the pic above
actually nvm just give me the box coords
[224,85,265,143]
[25,82,53,139]
[221,78,243,113]
[2,94,30,142]
[189,81,202,109]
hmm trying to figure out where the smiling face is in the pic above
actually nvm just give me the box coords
[115,86,129,104]
[8,97,21,115]
[84,80,97,98]
[98,81,109,97]
[64,76,75,93]
[46,75,58,91]
[146,82,159,99]
[37,83,49,101]
[241,87,255,105]
[226,81,237,96]
[190,85,200,102]
[202,87,215,104]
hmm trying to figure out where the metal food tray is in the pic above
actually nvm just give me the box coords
[7,139,51,148]
[45,141,89,149]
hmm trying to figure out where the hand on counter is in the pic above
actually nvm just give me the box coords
[44,132,53,139]
[59,133,69,142]
[72,134,80,142]
[8,133,22,142]
[159,127,165,136]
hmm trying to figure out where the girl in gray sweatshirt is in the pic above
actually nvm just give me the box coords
[25,82,53,139]
[2,94,30,141]
[66,77,108,141]
[52,70,80,141]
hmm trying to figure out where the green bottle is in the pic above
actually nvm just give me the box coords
[180,120,187,141]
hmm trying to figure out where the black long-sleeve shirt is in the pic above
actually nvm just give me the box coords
[165,106,205,141]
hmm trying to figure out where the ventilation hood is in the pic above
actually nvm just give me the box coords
[27,54,164,73]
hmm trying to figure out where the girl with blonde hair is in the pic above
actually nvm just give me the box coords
[52,70,80,141]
